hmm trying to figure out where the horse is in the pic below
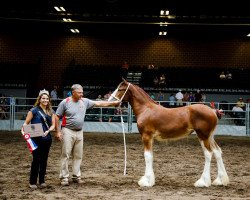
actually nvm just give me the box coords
[108,79,229,188]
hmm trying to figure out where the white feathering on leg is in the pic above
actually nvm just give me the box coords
[212,148,229,186]
[138,151,155,187]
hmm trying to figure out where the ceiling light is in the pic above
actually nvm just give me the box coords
[60,7,66,12]
[160,22,168,26]
[63,18,72,22]
[247,33,250,37]
[160,10,169,16]
[54,6,66,12]
[54,6,60,11]
[159,31,167,35]
[70,29,80,33]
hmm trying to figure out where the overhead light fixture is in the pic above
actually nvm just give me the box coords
[63,18,72,22]
[54,6,66,12]
[159,31,167,35]
[247,33,250,37]
[160,22,168,26]
[70,29,80,33]
[160,10,169,16]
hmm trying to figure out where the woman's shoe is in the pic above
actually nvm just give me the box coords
[29,184,37,189]
[39,183,47,188]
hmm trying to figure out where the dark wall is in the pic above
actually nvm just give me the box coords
[0,33,250,97]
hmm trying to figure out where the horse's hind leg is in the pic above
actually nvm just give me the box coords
[194,138,213,187]
[138,133,155,187]
[211,139,229,186]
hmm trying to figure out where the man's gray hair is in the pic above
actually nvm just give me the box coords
[71,84,83,92]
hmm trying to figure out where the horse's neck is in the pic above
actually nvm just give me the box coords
[128,86,153,116]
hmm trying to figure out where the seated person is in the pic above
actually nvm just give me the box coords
[121,61,129,79]
[169,94,175,108]
[159,74,166,87]
[232,104,245,125]
[153,76,159,87]
[150,94,156,100]
[0,106,7,119]
[236,97,245,110]
[219,71,226,79]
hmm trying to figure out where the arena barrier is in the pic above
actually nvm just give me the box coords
[0,97,249,136]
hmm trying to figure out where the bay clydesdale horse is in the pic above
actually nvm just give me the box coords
[109,80,229,188]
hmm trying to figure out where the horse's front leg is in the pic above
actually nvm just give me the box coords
[138,133,155,187]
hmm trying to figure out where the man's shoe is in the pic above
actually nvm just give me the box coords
[61,180,69,186]
[29,184,38,189]
[73,179,84,184]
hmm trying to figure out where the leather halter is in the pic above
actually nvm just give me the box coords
[109,83,131,102]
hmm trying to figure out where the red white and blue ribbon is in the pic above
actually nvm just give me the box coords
[23,133,38,153]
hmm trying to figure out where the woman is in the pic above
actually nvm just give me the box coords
[21,89,55,189]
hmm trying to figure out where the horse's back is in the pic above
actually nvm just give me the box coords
[188,104,216,118]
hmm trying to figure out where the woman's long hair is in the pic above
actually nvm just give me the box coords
[34,93,53,116]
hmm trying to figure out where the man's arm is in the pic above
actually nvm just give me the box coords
[94,100,120,107]
[55,114,63,141]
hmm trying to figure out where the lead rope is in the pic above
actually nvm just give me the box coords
[118,83,130,176]
[121,113,127,175]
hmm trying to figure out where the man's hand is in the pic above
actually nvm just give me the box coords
[55,131,63,141]
[113,100,121,107]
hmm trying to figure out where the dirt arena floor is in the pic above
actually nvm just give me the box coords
[0,131,249,200]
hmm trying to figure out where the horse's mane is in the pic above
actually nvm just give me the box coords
[133,84,158,105]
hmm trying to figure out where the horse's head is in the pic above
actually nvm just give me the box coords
[108,79,131,102]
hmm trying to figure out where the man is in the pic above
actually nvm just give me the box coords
[55,84,120,186]
[232,104,244,125]
[50,86,58,106]
[120,61,129,79]
[50,86,58,99]
[236,97,245,110]
[168,93,175,108]
[175,89,183,106]
[194,89,202,102]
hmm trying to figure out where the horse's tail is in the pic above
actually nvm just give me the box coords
[210,101,224,119]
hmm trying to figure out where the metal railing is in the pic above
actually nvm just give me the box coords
[0,97,249,135]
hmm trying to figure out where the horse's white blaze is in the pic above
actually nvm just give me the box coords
[212,148,229,186]
[138,151,155,187]
[194,141,212,187]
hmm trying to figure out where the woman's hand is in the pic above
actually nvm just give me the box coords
[44,130,50,137]
[21,126,25,135]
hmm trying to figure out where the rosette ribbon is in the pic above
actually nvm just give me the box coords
[23,133,38,153]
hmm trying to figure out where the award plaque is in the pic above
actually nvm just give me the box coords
[23,123,44,137]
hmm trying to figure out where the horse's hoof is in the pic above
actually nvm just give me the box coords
[138,176,155,187]
[212,176,229,186]
[194,178,211,187]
